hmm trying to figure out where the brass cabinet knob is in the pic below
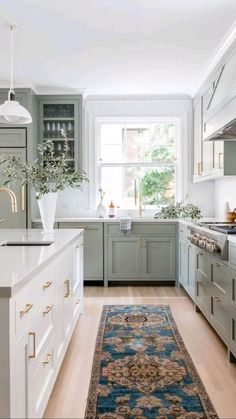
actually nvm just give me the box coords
[20,303,33,317]
[43,281,52,289]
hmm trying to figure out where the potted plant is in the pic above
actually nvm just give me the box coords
[0,129,88,232]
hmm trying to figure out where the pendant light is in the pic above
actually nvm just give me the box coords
[0,25,32,125]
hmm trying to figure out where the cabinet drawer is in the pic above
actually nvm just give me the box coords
[209,258,228,293]
[230,309,236,357]
[229,244,236,269]
[0,128,26,147]
[105,222,176,236]
[210,284,229,343]
[230,268,236,310]
[15,286,41,335]
[28,333,55,418]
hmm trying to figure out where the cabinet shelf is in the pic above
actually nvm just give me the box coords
[43,117,75,121]
[43,138,75,141]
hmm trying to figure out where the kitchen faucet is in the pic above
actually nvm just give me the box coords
[134,177,144,218]
[0,187,18,223]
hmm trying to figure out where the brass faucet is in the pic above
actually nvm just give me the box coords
[0,187,18,215]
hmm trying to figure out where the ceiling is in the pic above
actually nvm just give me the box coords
[0,0,236,96]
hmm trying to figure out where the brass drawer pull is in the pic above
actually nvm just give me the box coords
[43,281,52,289]
[215,262,222,268]
[213,296,221,303]
[28,332,36,359]
[20,303,33,317]
[43,304,53,315]
[64,279,70,298]
[197,162,202,175]
[42,352,53,365]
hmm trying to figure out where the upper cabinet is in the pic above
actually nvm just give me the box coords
[193,43,236,182]
[38,95,83,169]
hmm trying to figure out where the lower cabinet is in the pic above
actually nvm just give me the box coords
[195,248,229,345]
[59,222,103,282]
[179,237,195,299]
[1,234,84,419]
[105,222,176,285]
[229,266,236,359]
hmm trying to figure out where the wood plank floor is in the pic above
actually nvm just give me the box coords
[44,286,236,419]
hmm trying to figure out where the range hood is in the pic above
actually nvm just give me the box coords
[205,117,236,141]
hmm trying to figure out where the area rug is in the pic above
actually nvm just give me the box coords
[85,305,218,419]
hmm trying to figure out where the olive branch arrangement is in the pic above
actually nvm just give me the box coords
[0,129,88,198]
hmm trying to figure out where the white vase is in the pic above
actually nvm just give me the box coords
[37,192,58,232]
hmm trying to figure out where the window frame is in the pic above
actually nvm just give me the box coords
[93,116,182,210]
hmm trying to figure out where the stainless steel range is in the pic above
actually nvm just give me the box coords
[187,222,233,260]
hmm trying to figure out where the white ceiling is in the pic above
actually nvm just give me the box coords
[0,0,236,96]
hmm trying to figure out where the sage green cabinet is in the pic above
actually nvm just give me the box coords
[209,258,229,343]
[0,144,27,228]
[195,248,229,344]
[107,237,141,280]
[38,95,83,169]
[59,222,103,282]
[105,222,176,286]
[179,235,195,300]
[229,246,236,359]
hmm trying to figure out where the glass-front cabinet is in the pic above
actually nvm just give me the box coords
[38,95,83,169]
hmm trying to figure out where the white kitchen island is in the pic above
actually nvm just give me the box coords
[0,229,84,419]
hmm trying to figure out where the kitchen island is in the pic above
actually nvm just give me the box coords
[0,229,84,419]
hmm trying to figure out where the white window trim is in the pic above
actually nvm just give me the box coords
[91,116,182,211]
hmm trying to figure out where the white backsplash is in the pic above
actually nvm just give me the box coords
[214,177,236,219]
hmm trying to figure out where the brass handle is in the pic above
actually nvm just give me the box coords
[213,296,221,302]
[43,281,52,289]
[218,152,223,169]
[43,304,53,315]
[215,262,222,268]
[64,279,70,298]
[197,162,202,175]
[28,332,36,359]
[42,352,53,365]
[21,184,26,211]
[20,303,33,317]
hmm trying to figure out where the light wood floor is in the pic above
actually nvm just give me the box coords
[44,286,236,419]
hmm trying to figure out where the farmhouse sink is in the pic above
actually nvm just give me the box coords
[0,241,54,246]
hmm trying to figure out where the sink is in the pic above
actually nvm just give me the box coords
[1,241,53,247]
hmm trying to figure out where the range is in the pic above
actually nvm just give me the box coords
[187,221,234,260]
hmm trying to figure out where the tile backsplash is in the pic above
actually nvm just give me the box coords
[214,177,236,219]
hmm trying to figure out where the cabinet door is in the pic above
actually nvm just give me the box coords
[209,259,229,342]
[0,147,27,228]
[196,250,210,316]
[106,237,141,279]
[0,128,26,147]
[187,243,196,299]
[230,268,236,311]
[202,140,214,176]
[63,274,73,339]
[213,140,224,174]
[13,334,29,418]
[179,238,188,287]
[59,222,103,281]
[142,236,176,279]
[72,242,84,322]
[38,96,82,169]
[230,309,236,357]
[193,96,203,178]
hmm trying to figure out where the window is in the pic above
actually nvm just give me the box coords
[95,118,180,209]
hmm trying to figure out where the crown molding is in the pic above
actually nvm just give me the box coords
[192,19,236,96]
[36,86,86,95]
[0,80,38,93]
[85,94,192,101]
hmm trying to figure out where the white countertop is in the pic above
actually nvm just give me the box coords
[0,229,83,298]
[33,217,180,223]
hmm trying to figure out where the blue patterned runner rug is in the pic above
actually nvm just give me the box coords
[85,305,218,419]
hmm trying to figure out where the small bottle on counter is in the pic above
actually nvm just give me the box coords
[108,200,115,218]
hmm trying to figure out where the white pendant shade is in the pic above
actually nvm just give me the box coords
[0,98,32,124]
[0,25,32,125]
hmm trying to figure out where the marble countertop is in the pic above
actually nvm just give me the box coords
[0,229,83,298]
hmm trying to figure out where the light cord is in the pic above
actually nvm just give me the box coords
[10,25,14,91]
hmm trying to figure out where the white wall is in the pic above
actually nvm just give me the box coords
[32,95,215,218]
[214,177,236,219]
